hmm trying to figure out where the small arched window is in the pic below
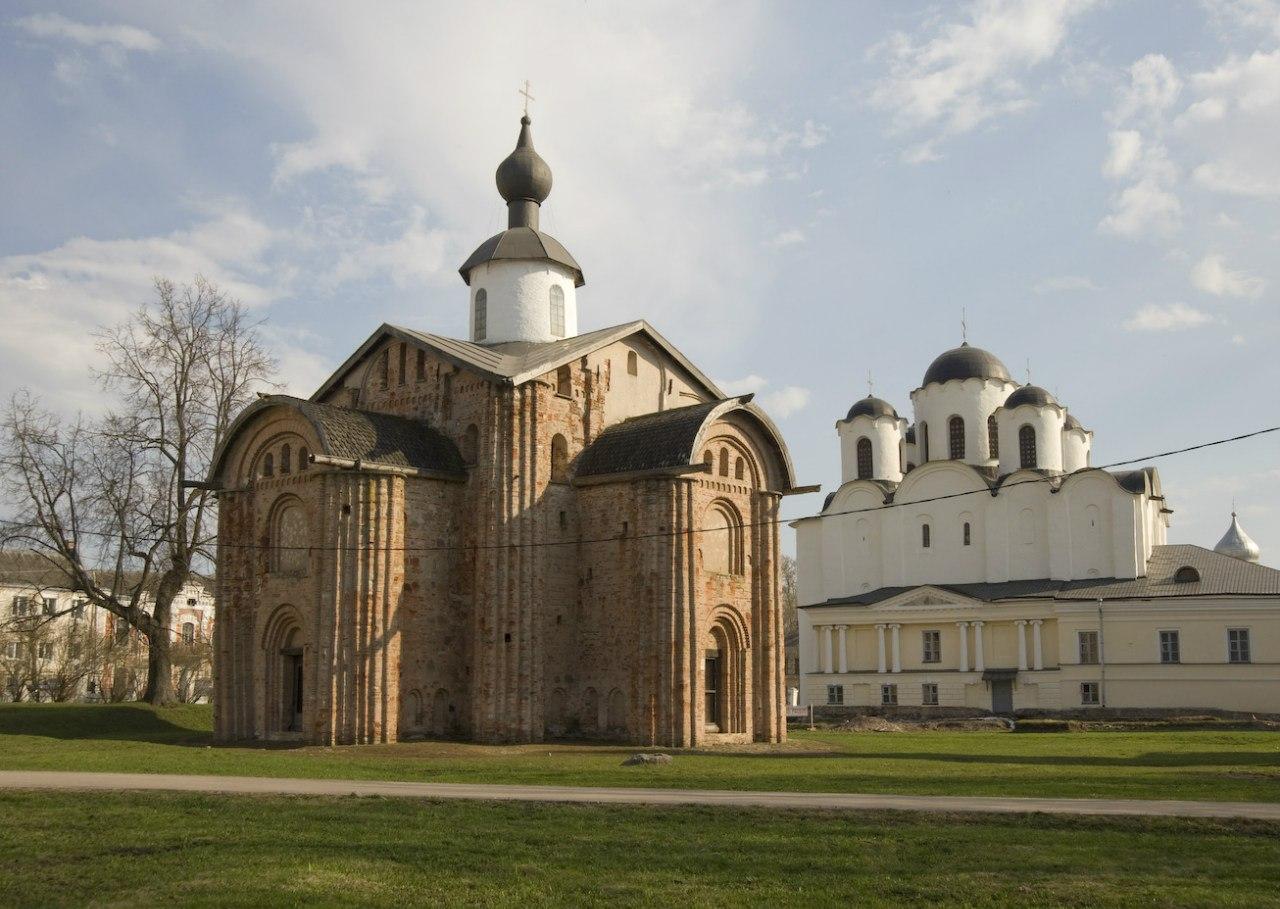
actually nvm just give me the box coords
[856,437,873,479]
[397,342,407,385]
[963,522,971,546]
[474,289,488,342]
[922,524,931,548]
[280,444,292,475]
[550,434,569,483]
[556,365,571,397]
[416,348,426,381]
[262,453,274,477]
[987,414,999,459]
[948,416,965,460]
[270,498,308,575]
[734,457,745,481]
[703,449,713,468]
[378,348,389,390]
[1019,424,1038,469]
[627,351,638,376]
[920,422,929,461]
[549,285,565,337]
[1173,565,1200,584]
[718,448,729,477]
[298,446,309,471]
[462,424,479,465]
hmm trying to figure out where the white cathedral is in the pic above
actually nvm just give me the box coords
[794,342,1278,715]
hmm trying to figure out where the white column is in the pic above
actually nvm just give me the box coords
[836,625,848,674]
[875,624,887,673]
[972,621,985,672]
[1031,620,1043,671]
[956,621,969,673]
[1016,620,1028,671]
[821,625,832,673]
[890,623,902,673]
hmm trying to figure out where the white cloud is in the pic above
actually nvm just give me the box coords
[1099,178,1182,238]
[1182,50,1280,197]
[1121,303,1213,331]
[1102,129,1143,178]
[1033,274,1098,294]
[765,229,806,249]
[869,0,1097,160]
[715,374,810,418]
[1191,253,1266,298]
[14,12,160,52]
[1110,54,1181,123]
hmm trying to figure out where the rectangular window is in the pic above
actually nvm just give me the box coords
[1078,630,1099,665]
[71,599,87,619]
[37,642,53,660]
[11,596,30,617]
[922,683,939,706]
[1159,630,1180,664]
[922,630,941,663]
[3,641,17,659]
[826,684,844,705]
[1228,628,1251,664]
[42,597,56,616]
[880,684,898,706]
[1080,681,1100,705]
[556,365,572,397]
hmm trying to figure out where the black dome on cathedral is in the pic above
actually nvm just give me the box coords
[921,342,1012,388]
[496,116,553,205]
[846,396,897,421]
[1005,384,1058,408]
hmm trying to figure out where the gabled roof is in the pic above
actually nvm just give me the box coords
[801,544,1280,608]
[458,227,584,287]
[311,320,725,402]
[209,395,464,483]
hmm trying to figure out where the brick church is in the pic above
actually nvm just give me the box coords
[210,114,806,747]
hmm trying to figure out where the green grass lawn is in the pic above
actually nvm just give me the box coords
[1,703,1278,802]
[2,790,1278,907]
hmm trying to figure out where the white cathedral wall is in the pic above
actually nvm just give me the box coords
[910,378,1015,465]
[594,338,708,428]
[998,404,1065,473]
[468,260,578,344]
[1062,428,1092,472]
[837,414,905,483]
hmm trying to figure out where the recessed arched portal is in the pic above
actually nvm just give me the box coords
[261,605,306,738]
[704,606,750,735]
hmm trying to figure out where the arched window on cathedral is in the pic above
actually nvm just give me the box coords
[397,342,407,386]
[627,351,638,376]
[262,453,274,478]
[416,348,426,382]
[948,416,965,460]
[280,444,292,475]
[378,348,389,390]
[856,437,873,479]
[703,449,713,469]
[922,523,931,549]
[550,433,569,483]
[462,424,479,466]
[920,423,929,461]
[270,498,308,575]
[703,501,744,575]
[718,448,729,477]
[963,521,972,546]
[556,365,571,397]
[298,446,309,471]
[549,285,565,338]
[987,414,999,459]
[734,457,745,481]
[1019,424,1038,469]
[473,289,487,342]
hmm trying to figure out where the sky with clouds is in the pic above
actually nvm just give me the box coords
[2,0,1278,563]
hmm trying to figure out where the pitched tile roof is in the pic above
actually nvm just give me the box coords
[576,401,723,478]
[802,544,1280,608]
[290,398,465,476]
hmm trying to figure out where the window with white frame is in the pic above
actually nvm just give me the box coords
[826,684,844,705]
[922,683,939,706]
[37,642,53,660]
[71,599,87,619]
[549,285,565,338]
[1159,630,1180,664]
[922,630,941,663]
[1080,681,1100,705]
[881,684,898,706]
[1078,630,1099,665]
[42,597,56,616]
[1227,628,1251,664]
[3,641,23,659]
[11,596,30,617]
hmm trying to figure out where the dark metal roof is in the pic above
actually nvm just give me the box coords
[1004,384,1058,408]
[496,116,552,207]
[921,343,1012,388]
[845,396,898,421]
[576,401,722,477]
[801,544,1280,608]
[1063,412,1084,432]
[458,227,584,287]
[290,398,465,475]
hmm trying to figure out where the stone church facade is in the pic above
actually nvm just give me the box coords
[209,115,806,747]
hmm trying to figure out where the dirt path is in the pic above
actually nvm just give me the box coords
[2,770,1278,820]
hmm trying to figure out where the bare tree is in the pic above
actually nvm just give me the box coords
[781,554,798,639]
[0,277,274,704]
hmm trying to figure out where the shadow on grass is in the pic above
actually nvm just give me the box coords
[0,704,212,746]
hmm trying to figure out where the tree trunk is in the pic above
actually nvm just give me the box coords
[143,628,175,705]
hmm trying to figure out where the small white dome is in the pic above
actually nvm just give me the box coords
[1214,512,1261,563]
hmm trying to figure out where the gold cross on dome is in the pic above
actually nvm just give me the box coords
[519,80,535,116]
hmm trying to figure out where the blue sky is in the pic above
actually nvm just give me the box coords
[2,1,1277,563]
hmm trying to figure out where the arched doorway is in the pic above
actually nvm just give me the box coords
[704,607,750,735]
[262,606,306,739]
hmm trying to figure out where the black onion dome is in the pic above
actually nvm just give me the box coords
[846,396,898,421]
[496,116,552,205]
[1005,384,1058,408]
[921,342,1012,387]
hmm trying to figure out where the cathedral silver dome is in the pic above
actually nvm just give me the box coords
[1214,512,1261,563]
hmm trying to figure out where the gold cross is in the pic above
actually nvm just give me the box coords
[519,80,535,116]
